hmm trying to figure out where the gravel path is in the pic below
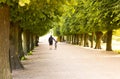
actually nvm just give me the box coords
[13,42,120,79]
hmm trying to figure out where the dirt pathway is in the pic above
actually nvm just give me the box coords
[13,42,120,79]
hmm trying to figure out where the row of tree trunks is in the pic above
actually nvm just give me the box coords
[65,30,113,51]
[58,36,65,42]
[9,23,40,72]
[0,5,12,79]
[23,30,38,53]
[9,22,24,70]
[66,34,82,45]
[9,26,39,72]
[0,4,39,79]
[67,35,72,44]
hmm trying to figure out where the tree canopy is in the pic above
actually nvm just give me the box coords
[0,0,78,36]
[53,0,120,36]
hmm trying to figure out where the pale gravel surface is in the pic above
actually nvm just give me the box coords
[13,42,120,79]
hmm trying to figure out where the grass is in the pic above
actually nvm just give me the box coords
[100,35,120,54]
[114,50,120,54]
[28,51,33,55]
[21,56,27,60]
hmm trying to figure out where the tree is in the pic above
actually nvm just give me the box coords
[0,4,12,79]
[0,0,30,78]
[53,0,120,51]
[0,0,78,78]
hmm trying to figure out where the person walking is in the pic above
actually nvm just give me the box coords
[54,40,57,50]
[48,35,55,49]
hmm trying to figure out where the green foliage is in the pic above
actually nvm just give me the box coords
[114,50,120,54]
[28,51,32,55]
[53,0,120,37]
[53,26,61,36]
[9,0,74,36]
[0,0,79,37]
[0,0,6,3]
[1,0,120,37]
[113,29,120,36]
[21,56,27,60]
[19,0,30,6]
[0,0,30,6]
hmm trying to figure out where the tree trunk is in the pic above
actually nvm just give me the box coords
[26,31,30,53]
[59,36,64,42]
[106,30,112,51]
[0,5,12,79]
[9,22,24,70]
[66,35,69,43]
[59,36,62,42]
[72,35,74,44]
[70,35,72,44]
[61,36,65,42]
[22,30,31,54]
[95,31,103,49]
[73,34,75,44]
[84,33,89,47]
[74,34,79,45]
[91,32,95,48]
[102,33,107,43]
[69,35,71,43]
[22,31,27,55]
[66,35,70,44]
[79,34,84,46]
[33,35,36,47]
[76,34,79,45]
[35,35,39,46]
[18,27,24,59]
[30,33,34,50]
